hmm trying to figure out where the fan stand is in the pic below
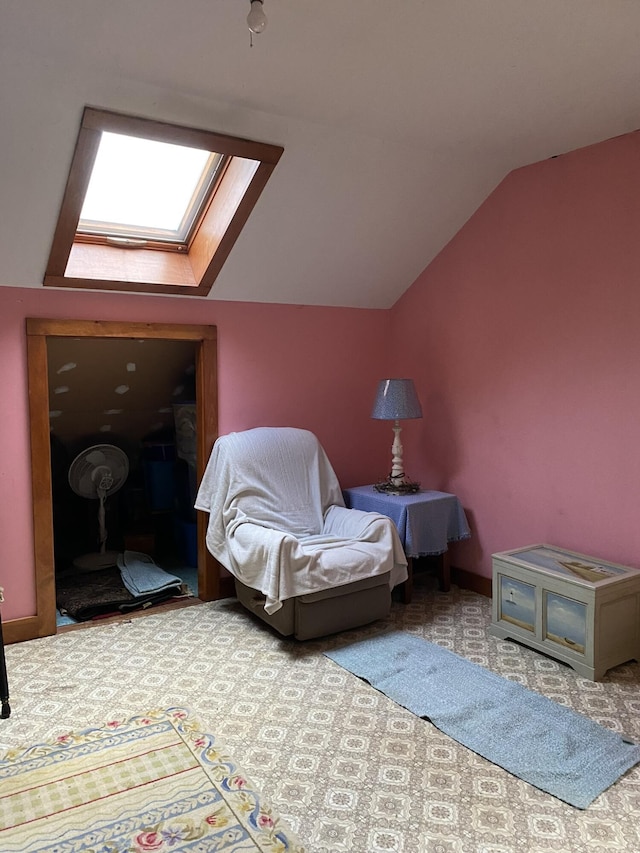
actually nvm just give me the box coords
[73,551,120,571]
[72,485,120,572]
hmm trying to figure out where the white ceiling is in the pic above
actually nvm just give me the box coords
[1,1,639,308]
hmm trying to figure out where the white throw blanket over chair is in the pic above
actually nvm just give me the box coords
[195,427,407,639]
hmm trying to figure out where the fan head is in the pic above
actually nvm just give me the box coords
[68,444,129,499]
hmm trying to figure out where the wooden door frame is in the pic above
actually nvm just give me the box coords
[21,318,222,641]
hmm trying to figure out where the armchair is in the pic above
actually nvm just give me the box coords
[195,427,407,639]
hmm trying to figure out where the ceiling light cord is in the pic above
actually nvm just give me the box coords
[247,0,267,46]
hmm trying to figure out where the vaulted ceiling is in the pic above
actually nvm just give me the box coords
[1,1,639,308]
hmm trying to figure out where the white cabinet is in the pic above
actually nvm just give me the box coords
[488,545,640,680]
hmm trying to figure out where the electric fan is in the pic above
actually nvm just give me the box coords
[68,444,129,570]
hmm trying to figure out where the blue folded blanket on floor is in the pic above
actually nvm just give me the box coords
[325,630,640,809]
[117,551,182,597]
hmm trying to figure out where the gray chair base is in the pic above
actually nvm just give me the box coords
[234,572,392,640]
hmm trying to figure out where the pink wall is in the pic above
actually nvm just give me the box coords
[5,128,639,621]
[392,130,640,578]
[0,287,390,620]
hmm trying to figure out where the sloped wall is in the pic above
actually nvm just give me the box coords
[392,130,640,578]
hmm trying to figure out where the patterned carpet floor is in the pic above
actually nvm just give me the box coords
[2,577,640,852]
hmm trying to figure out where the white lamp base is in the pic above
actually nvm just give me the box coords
[374,420,420,494]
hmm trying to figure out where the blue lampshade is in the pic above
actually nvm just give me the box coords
[371,379,423,421]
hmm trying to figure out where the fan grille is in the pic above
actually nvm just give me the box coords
[68,444,129,499]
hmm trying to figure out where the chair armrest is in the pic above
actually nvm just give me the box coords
[323,504,394,539]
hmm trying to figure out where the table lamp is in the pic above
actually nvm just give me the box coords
[371,378,422,494]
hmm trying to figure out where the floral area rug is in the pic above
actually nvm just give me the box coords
[0,707,304,852]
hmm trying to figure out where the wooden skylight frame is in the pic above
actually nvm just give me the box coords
[44,107,284,297]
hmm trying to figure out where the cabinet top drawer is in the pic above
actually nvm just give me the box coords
[492,544,640,589]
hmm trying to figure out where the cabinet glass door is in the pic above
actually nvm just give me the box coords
[498,576,535,633]
[544,591,586,655]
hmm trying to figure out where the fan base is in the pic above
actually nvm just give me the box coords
[72,551,120,572]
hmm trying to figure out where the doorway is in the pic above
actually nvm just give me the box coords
[26,319,221,638]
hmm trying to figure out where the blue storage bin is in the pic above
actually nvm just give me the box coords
[175,518,198,567]
[143,460,175,511]
[142,441,176,511]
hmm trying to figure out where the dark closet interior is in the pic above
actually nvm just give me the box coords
[46,336,199,622]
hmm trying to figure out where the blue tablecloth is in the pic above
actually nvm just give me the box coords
[343,486,471,558]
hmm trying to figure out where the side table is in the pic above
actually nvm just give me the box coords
[343,486,471,603]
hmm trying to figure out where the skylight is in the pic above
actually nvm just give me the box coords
[44,107,284,297]
[78,132,224,246]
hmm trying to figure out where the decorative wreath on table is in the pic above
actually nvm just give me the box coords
[373,476,420,495]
